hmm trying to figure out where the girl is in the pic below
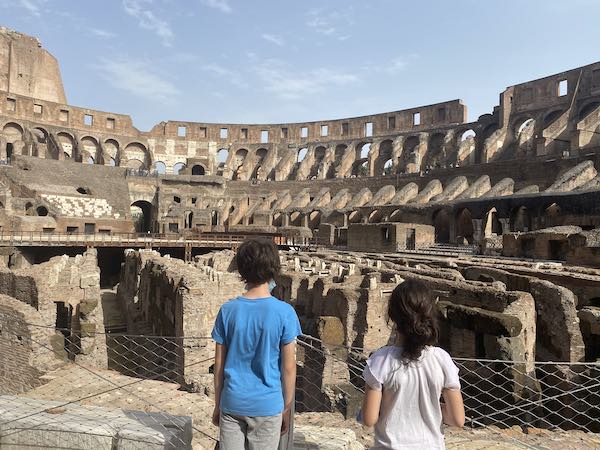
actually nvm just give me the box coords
[361,280,465,449]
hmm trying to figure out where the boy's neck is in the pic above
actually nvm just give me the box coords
[243,282,271,299]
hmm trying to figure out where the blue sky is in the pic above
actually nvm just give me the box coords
[2,0,599,131]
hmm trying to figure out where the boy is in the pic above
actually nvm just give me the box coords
[211,237,302,449]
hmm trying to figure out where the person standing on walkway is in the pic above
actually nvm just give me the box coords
[212,237,302,449]
[360,279,465,449]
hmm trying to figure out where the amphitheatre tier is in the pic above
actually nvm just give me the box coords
[0,25,599,449]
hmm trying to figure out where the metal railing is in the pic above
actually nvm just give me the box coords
[1,316,598,449]
[0,230,314,249]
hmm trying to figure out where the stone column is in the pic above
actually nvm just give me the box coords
[499,218,511,234]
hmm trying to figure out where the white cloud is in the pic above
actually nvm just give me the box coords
[89,28,116,39]
[200,0,232,14]
[94,58,180,102]
[254,60,359,100]
[306,7,354,38]
[122,0,174,46]
[2,0,47,16]
[203,63,248,88]
[261,33,285,47]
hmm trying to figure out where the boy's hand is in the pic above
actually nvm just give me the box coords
[212,407,220,427]
[281,407,291,435]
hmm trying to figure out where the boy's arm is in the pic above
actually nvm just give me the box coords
[212,343,227,426]
[280,340,296,434]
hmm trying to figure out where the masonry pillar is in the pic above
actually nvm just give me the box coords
[499,218,511,235]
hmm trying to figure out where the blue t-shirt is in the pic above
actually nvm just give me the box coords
[211,296,302,416]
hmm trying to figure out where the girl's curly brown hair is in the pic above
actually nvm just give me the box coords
[387,279,439,361]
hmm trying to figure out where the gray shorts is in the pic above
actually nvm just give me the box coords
[219,412,283,450]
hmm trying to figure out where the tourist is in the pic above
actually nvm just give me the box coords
[360,279,465,449]
[211,237,302,449]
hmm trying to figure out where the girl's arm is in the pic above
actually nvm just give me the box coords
[441,388,465,427]
[212,343,227,426]
[361,385,383,427]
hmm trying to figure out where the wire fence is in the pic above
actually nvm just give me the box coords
[0,316,599,449]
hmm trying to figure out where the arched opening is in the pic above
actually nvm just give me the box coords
[131,200,153,233]
[104,139,120,164]
[125,158,144,170]
[460,130,476,141]
[353,160,369,177]
[545,202,560,227]
[173,162,186,175]
[191,165,205,176]
[360,143,371,159]
[290,211,302,227]
[25,202,33,215]
[85,156,95,165]
[368,210,382,223]
[36,206,48,216]
[308,211,321,229]
[382,159,393,175]
[124,142,150,169]
[578,102,600,121]
[309,146,326,178]
[433,209,451,243]
[80,136,99,162]
[401,136,420,171]
[515,118,534,138]
[2,122,23,158]
[484,207,502,236]
[184,210,194,229]
[154,161,166,174]
[423,133,445,169]
[216,148,229,176]
[511,206,531,232]
[232,149,248,180]
[348,210,362,224]
[456,208,474,244]
[57,132,75,159]
[297,147,308,162]
[543,109,564,127]
[252,148,268,179]
[272,212,283,227]
[211,210,219,227]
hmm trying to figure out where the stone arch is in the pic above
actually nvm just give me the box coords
[131,200,153,232]
[375,139,394,175]
[308,210,321,229]
[514,117,535,138]
[154,161,166,174]
[543,109,564,127]
[123,142,150,170]
[36,205,48,216]
[423,132,445,169]
[309,146,327,178]
[297,147,308,162]
[80,136,99,163]
[232,148,248,180]
[191,164,206,176]
[104,139,120,165]
[290,211,302,227]
[460,129,476,141]
[2,122,23,158]
[484,207,502,236]
[2,122,24,143]
[252,148,268,179]
[368,209,382,223]
[578,101,600,121]
[433,209,451,243]
[57,132,75,158]
[173,162,186,174]
[400,135,420,170]
[456,208,474,244]
[510,205,531,232]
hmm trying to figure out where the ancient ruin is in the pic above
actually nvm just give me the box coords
[0,26,599,449]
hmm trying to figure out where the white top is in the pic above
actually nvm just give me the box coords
[363,346,460,450]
